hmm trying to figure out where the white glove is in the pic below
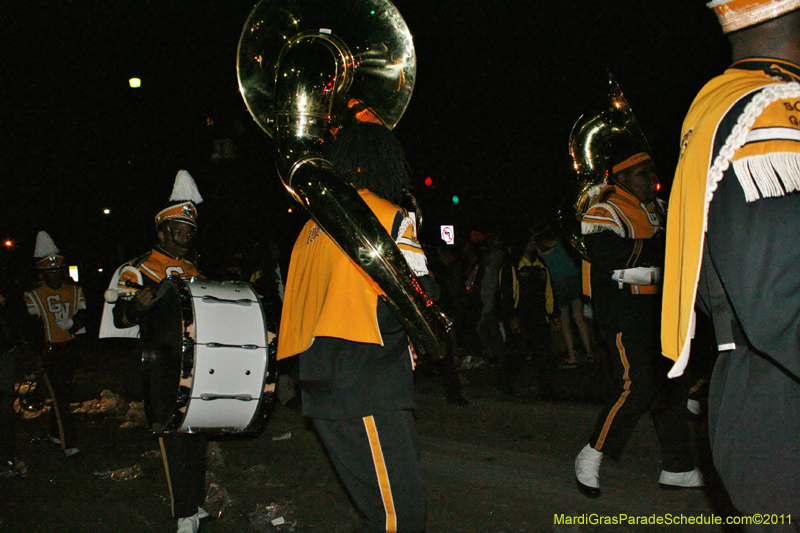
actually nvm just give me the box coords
[611,267,663,286]
[55,318,74,330]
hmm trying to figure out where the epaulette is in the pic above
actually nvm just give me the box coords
[129,250,154,269]
[597,185,617,204]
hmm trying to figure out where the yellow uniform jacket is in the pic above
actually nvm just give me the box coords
[581,183,665,296]
[497,255,554,318]
[24,281,86,344]
[277,189,427,360]
[99,247,197,338]
[117,247,197,288]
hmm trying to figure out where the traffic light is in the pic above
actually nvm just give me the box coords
[424,176,433,187]
[451,195,459,205]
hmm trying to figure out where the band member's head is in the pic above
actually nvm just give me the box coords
[328,122,412,205]
[34,230,67,288]
[709,0,800,65]
[611,151,660,204]
[157,220,197,258]
[707,0,800,34]
[154,170,203,257]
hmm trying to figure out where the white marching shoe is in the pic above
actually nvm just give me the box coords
[176,507,208,533]
[574,444,603,497]
[176,514,199,533]
[63,446,81,458]
[686,398,702,415]
[659,467,705,490]
[49,436,80,457]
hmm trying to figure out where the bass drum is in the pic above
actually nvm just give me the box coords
[141,277,274,435]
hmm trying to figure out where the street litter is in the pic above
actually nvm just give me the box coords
[248,502,297,531]
[204,473,234,519]
[94,464,144,482]
[72,389,126,415]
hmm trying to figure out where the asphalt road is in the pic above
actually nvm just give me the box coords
[0,340,741,533]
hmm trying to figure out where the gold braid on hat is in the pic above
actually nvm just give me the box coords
[707,0,800,33]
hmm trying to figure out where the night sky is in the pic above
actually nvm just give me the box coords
[2,1,731,294]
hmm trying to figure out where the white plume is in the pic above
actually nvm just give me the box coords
[34,231,59,258]
[169,170,204,204]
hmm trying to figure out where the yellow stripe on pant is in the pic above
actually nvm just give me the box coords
[158,437,176,517]
[595,332,631,450]
[363,415,397,533]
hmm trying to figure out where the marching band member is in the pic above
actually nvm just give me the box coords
[495,230,559,398]
[278,123,432,533]
[574,146,703,497]
[99,170,209,533]
[662,1,800,526]
[23,231,87,458]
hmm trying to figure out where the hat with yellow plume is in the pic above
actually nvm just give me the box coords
[707,0,800,33]
[154,170,204,228]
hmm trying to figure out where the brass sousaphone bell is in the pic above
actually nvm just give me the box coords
[565,71,650,260]
[237,0,452,359]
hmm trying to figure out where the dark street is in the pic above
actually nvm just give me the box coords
[0,339,740,533]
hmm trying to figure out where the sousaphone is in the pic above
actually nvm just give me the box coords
[565,71,650,260]
[237,0,451,359]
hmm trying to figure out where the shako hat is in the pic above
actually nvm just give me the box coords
[34,231,66,270]
[707,0,800,33]
[154,170,204,228]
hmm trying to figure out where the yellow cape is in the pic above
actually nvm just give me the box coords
[662,59,800,377]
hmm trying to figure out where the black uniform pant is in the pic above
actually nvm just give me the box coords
[708,338,800,516]
[435,331,465,402]
[0,348,17,461]
[313,410,426,533]
[497,318,553,397]
[43,342,79,448]
[589,293,693,471]
[159,433,208,519]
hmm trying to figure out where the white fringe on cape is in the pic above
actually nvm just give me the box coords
[734,152,800,202]
[395,213,429,277]
[705,82,800,226]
